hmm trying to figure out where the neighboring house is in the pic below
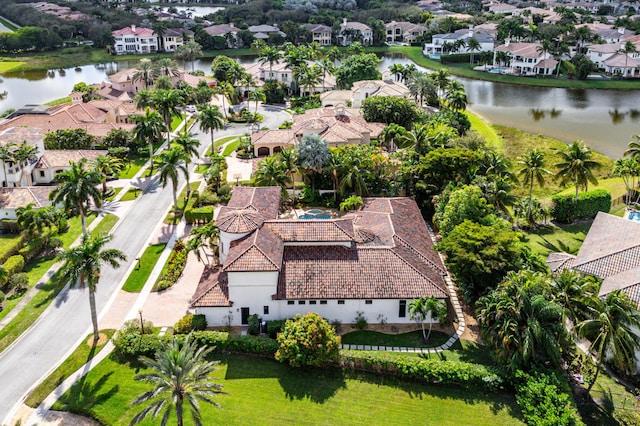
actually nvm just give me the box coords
[0,186,55,220]
[302,23,333,46]
[385,21,429,44]
[27,2,88,21]
[320,79,410,107]
[251,106,385,156]
[0,127,45,187]
[203,24,240,48]
[0,103,134,139]
[487,3,517,14]
[511,7,560,24]
[338,19,373,46]
[191,187,449,326]
[423,28,495,56]
[240,60,336,94]
[112,25,159,55]
[595,27,633,44]
[586,37,640,76]
[248,24,286,41]
[493,41,558,76]
[103,68,215,98]
[32,150,108,185]
[161,28,194,52]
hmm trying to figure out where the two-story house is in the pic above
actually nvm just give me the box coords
[161,28,194,52]
[423,28,495,56]
[385,21,428,44]
[112,25,158,55]
[338,19,373,46]
[493,40,558,76]
[302,23,333,46]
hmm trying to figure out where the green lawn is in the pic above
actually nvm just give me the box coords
[221,140,241,157]
[522,221,593,257]
[0,16,18,31]
[119,188,141,202]
[195,164,209,174]
[342,330,450,348]
[578,371,635,426]
[53,353,523,425]
[0,61,25,73]
[0,213,116,351]
[171,114,185,131]
[105,187,122,201]
[464,110,501,149]
[121,243,167,293]
[25,329,115,408]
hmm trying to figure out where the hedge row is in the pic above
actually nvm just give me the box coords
[550,189,611,223]
[0,233,24,263]
[4,255,24,277]
[184,190,214,225]
[339,350,505,392]
[155,242,188,291]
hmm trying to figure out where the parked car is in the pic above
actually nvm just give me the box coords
[185,105,197,113]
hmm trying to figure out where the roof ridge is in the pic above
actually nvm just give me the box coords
[26,187,42,207]
[394,234,446,275]
[575,245,640,275]
[332,219,356,239]
[388,247,447,296]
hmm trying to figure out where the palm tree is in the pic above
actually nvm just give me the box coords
[151,89,184,146]
[409,296,447,342]
[444,86,468,111]
[388,63,404,82]
[555,140,601,200]
[133,108,167,175]
[466,37,481,65]
[131,336,225,426]
[624,134,640,159]
[550,269,596,328]
[92,155,123,194]
[197,104,225,154]
[248,88,265,115]
[214,82,234,119]
[157,146,189,212]
[253,156,290,194]
[577,290,640,392]
[16,203,55,238]
[258,45,282,77]
[173,129,201,196]
[619,41,637,78]
[132,60,155,89]
[613,157,640,206]
[0,142,15,187]
[407,71,437,107]
[295,64,322,96]
[188,222,219,265]
[277,148,297,196]
[318,57,335,91]
[297,133,330,193]
[379,123,407,153]
[453,38,466,54]
[152,21,168,53]
[49,159,103,234]
[153,58,180,79]
[517,149,551,222]
[57,234,126,342]
[13,141,39,186]
[431,69,450,99]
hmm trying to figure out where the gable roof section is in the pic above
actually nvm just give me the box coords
[547,252,576,272]
[224,226,283,272]
[191,267,230,307]
[0,186,54,209]
[35,150,108,169]
[226,186,281,219]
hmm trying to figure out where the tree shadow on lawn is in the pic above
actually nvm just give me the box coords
[220,354,346,403]
[56,372,119,416]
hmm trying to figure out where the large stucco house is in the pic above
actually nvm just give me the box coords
[191,187,449,326]
[493,41,558,76]
[423,29,495,56]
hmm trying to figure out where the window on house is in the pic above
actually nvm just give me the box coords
[39,171,45,177]
[287,300,294,305]
[309,300,317,305]
[320,300,327,305]
[299,300,306,305]
[263,306,269,315]
[399,300,406,317]
[338,300,345,305]
[365,300,373,305]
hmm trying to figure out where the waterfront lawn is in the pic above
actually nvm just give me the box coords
[121,243,167,293]
[496,126,614,199]
[464,110,501,149]
[53,353,523,425]
[521,221,592,257]
[0,61,25,73]
[342,330,449,348]
[25,329,115,408]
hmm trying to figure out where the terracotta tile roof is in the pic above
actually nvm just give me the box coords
[217,208,265,233]
[600,266,640,297]
[226,186,281,220]
[203,24,239,36]
[191,267,230,307]
[276,246,447,300]
[623,282,640,308]
[35,150,108,169]
[495,42,545,58]
[251,129,296,146]
[0,127,44,146]
[264,219,356,242]
[224,226,283,272]
[113,26,156,37]
[341,21,371,32]
[604,53,640,68]
[0,186,55,209]
[546,252,576,272]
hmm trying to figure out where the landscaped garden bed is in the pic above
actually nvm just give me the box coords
[341,330,450,348]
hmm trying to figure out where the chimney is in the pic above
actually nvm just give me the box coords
[618,27,625,35]
[468,26,473,38]
[131,24,136,33]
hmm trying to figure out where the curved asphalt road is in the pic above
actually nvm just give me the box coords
[0,106,289,421]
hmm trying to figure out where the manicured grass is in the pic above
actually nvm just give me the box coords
[171,113,185,131]
[119,188,141,202]
[44,96,72,107]
[342,330,449,348]
[105,187,122,202]
[0,213,116,351]
[549,177,627,202]
[522,221,593,257]
[121,243,167,293]
[92,214,119,237]
[464,110,501,149]
[0,61,25,73]
[578,371,634,426]
[163,182,200,224]
[25,329,115,408]
[195,164,209,174]
[53,353,523,425]
[609,203,626,217]
[0,16,19,31]
[119,157,147,179]
[496,126,614,200]
[221,139,241,157]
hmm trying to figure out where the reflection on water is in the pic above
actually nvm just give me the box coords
[0,52,639,157]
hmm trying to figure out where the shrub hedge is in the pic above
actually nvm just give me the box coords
[174,313,207,334]
[339,350,506,392]
[155,241,188,291]
[0,234,24,263]
[185,206,214,225]
[550,189,611,223]
[4,254,24,277]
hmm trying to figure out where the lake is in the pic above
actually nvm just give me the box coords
[0,53,637,158]
[158,6,224,17]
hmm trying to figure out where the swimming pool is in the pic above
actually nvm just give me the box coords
[487,67,507,74]
[299,209,331,220]
[629,211,640,222]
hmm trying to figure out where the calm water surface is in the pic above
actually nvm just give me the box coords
[0,53,638,158]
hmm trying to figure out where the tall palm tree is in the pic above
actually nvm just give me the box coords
[407,71,437,107]
[379,123,407,153]
[49,159,103,234]
[624,134,640,159]
[550,269,596,328]
[388,63,404,82]
[57,234,126,342]
[13,141,39,186]
[174,41,203,72]
[253,156,290,194]
[277,148,297,196]
[152,89,184,146]
[409,296,447,342]
[466,37,481,65]
[318,57,335,92]
[431,69,450,99]
[517,149,551,222]
[188,222,219,265]
[132,60,155,89]
[197,104,225,154]
[173,129,201,196]
[619,41,637,78]
[152,21,168,53]
[134,89,154,110]
[258,45,282,77]
[444,86,468,111]
[92,155,123,194]
[157,146,188,212]
[613,157,640,206]
[133,108,167,175]
[0,142,15,187]
[577,290,640,392]
[248,88,265,115]
[554,140,601,200]
[214,82,234,119]
[153,58,180,79]
[131,336,225,426]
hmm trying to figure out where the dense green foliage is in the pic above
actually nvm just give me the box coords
[335,53,381,89]
[155,240,188,291]
[173,314,207,334]
[550,189,611,223]
[44,129,96,150]
[361,96,419,130]
[276,313,340,367]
